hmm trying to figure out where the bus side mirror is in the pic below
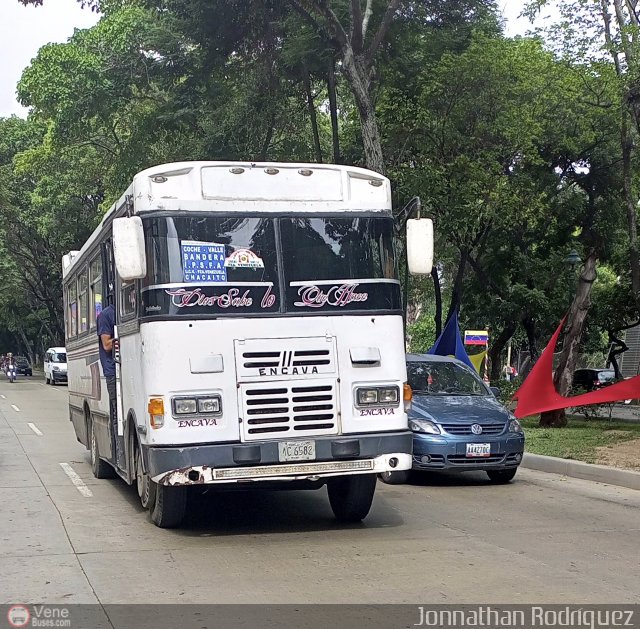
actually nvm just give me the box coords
[406,218,434,275]
[113,217,147,280]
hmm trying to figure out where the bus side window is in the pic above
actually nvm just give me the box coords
[120,279,137,320]
[78,270,89,334]
[67,282,78,338]
[90,257,103,330]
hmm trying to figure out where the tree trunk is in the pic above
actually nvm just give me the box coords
[431,265,442,338]
[621,113,640,306]
[259,114,276,161]
[16,326,34,365]
[606,331,628,380]
[539,251,598,427]
[303,69,323,163]
[327,59,341,164]
[341,48,385,173]
[489,322,517,382]
[446,250,468,324]
[522,316,538,364]
[520,316,538,379]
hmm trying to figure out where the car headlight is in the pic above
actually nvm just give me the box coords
[52,366,60,371]
[508,419,523,433]
[356,386,400,407]
[173,398,197,414]
[198,397,221,414]
[409,419,441,435]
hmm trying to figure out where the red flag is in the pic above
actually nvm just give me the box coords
[513,318,640,418]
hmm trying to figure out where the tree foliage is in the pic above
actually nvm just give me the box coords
[1,0,638,397]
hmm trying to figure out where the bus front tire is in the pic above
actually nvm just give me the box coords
[90,419,115,479]
[135,443,156,510]
[378,469,411,485]
[151,483,187,528]
[327,473,377,523]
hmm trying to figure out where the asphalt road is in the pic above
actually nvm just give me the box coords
[1,375,639,606]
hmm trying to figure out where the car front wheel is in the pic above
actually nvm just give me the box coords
[486,468,518,484]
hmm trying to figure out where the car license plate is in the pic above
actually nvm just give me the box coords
[466,443,491,458]
[278,440,316,462]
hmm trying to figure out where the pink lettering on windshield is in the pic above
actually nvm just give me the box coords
[166,288,253,308]
[294,284,369,308]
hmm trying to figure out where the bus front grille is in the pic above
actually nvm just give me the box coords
[235,337,337,381]
[240,380,339,440]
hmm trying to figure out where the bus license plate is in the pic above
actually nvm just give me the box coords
[466,443,491,457]
[278,441,316,462]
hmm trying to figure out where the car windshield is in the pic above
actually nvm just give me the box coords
[52,353,67,363]
[407,360,489,396]
[598,371,616,383]
[16,357,28,365]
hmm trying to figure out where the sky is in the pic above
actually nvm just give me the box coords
[0,0,548,119]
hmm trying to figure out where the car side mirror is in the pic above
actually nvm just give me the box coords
[490,386,500,397]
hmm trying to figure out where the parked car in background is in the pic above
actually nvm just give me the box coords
[572,368,617,392]
[44,347,68,385]
[380,354,525,485]
[15,356,32,376]
[571,367,632,404]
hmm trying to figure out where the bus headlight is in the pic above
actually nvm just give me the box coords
[173,398,197,415]
[357,388,379,405]
[356,386,400,407]
[171,395,223,417]
[378,387,399,404]
[198,397,221,414]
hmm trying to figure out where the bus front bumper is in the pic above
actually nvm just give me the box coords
[145,431,412,486]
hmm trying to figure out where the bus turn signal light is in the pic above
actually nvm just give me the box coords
[403,384,412,412]
[148,398,165,428]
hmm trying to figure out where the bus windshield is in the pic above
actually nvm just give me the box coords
[140,215,400,317]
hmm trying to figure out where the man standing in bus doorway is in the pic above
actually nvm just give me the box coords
[97,302,120,464]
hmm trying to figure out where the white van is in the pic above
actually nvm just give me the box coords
[44,347,68,385]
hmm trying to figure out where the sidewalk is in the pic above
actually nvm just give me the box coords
[574,403,640,423]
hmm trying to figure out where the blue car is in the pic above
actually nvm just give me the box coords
[380,354,525,485]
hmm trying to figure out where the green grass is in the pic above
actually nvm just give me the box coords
[520,417,640,464]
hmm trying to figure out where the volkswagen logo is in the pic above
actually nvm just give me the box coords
[471,424,483,435]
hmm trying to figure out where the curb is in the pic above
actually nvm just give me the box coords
[522,453,640,491]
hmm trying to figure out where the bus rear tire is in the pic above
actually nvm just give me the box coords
[90,418,115,479]
[327,474,377,523]
[151,483,187,528]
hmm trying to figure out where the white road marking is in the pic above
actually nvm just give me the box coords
[59,463,93,497]
[27,423,43,436]
[0,394,5,398]
[11,404,20,412]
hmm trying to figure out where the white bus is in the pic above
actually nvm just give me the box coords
[62,161,433,528]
